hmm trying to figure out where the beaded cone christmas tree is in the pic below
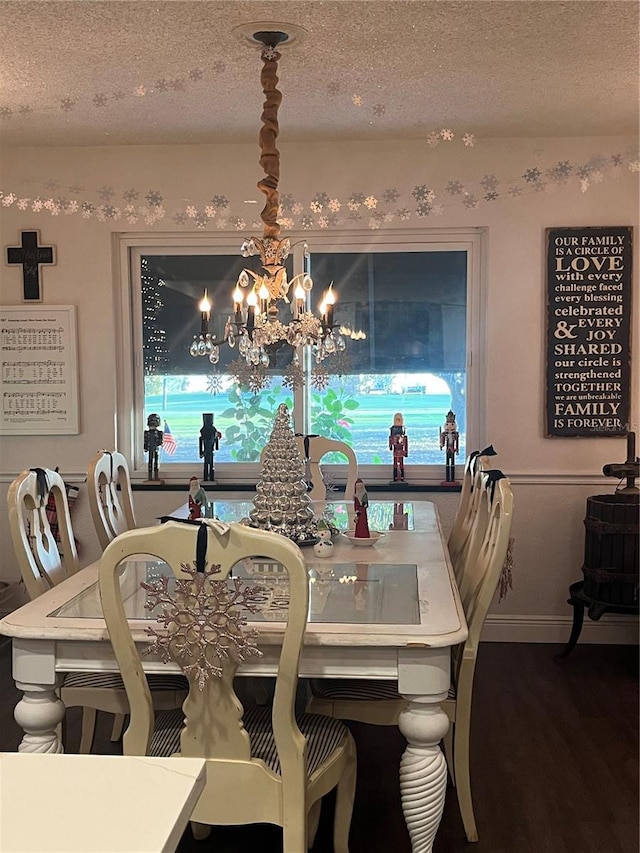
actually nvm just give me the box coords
[249,403,318,544]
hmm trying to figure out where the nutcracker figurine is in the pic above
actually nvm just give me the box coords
[143,413,163,481]
[199,413,221,482]
[389,412,408,482]
[440,410,460,484]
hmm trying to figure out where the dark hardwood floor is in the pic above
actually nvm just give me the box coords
[1,641,637,853]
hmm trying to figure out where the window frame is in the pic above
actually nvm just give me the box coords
[115,227,487,485]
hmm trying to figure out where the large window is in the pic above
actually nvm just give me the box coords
[120,231,485,483]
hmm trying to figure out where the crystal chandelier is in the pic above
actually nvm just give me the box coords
[189,28,363,379]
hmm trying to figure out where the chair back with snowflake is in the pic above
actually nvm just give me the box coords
[87,450,137,550]
[8,467,79,599]
[99,520,310,785]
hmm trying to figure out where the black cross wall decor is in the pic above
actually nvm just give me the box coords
[6,230,56,301]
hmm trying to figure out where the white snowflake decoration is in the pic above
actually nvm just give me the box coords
[142,563,264,691]
[311,366,330,390]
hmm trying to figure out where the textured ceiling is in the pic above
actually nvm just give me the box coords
[0,0,638,148]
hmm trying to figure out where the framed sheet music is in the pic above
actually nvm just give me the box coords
[1,304,80,434]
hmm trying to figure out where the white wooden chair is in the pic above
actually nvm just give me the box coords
[260,435,358,502]
[87,450,137,550]
[447,451,484,572]
[99,519,357,852]
[307,474,514,843]
[8,467,186,753]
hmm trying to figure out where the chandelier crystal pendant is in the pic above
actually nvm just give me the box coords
[190,29,360,378]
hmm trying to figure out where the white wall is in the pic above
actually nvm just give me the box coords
[1,136,638,639]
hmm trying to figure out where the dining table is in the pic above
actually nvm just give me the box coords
[0,499,467,853]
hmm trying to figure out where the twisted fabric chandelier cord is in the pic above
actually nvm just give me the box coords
[257,48,282,240]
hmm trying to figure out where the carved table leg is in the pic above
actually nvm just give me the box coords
[12,638,65,754]
[398,695,450,853]
[14,680,65,754]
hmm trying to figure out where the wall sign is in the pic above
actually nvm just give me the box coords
[1,305,80,435]
[546,226,632,437]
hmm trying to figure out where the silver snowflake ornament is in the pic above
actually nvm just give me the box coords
[282,361,305,390]
[142,562,264,691]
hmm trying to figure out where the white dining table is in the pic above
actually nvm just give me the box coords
[0,500,467,853]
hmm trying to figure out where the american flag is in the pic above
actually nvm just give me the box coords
[163,420,177,455]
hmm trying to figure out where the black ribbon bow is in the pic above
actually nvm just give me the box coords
[29,467,49,501]
[485,469,507,502]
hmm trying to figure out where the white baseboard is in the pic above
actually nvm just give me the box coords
[483,613,639,644]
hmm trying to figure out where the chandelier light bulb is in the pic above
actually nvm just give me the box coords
[198,289,212,335]
[322,285,335,328]
[198,291,212,315]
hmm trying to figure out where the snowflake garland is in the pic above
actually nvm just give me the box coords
[141,562,265,690]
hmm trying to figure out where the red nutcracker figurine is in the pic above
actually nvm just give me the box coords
[389,502,409,530]
[440,410,459,484]
[389,412,408,482]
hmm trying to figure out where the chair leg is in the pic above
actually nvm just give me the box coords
[78,707,97,754]
[333,734,357,853]
[442,722,455,785]
[307,799,322,849]
[283,820,307,853]
[190,822,212,840]
[110,713,126,741]
[453,707,478,842]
